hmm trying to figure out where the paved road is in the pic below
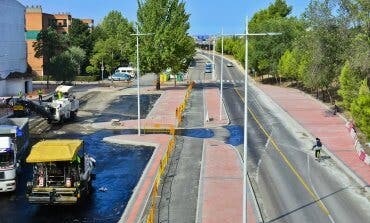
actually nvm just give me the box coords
[200,52,370,223]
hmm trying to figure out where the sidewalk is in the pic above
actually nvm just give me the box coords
[258,84,370,186]
[197,139,256,223]
[92,85,188,130]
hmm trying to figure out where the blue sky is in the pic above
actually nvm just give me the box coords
[18,0,311,35]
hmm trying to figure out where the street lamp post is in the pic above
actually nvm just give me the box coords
[214,18,282,223]
[131,26,153,136]
[212,38,216,81]
[242,17,281,223]
[100,59,104,82]
[220,29,224,121]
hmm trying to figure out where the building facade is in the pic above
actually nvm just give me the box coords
[0,0,31,97]
[25,6,93,77]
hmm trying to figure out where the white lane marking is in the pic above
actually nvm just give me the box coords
[307,155,336,223]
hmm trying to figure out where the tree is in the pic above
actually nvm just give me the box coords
[88,11,135,75]
[33,27,67,87]
[68,19,93,73]
[338,61,364,109]
[278,49,299,80]
[69,19,92,54]
[295,0,351,101]
[49,52,77,82]
[137,0,195,89]
[248,0,303,80]
[68,46,86,76]
[350,79,370,139]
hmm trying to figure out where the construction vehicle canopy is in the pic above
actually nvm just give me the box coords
[26,139,83,163]
[55,85,74,94]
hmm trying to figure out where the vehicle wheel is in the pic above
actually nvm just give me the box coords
[59,115,64,124]
[70,111,76,120]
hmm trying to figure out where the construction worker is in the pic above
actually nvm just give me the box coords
[37,89,43,104]
[57,91,63,100]
[18,90,23,99]
[312,138,322,161]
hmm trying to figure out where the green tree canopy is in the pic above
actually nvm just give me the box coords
[49,52,77,82]
[350,79,370,139]
[88,11,135,75]
[247,0,303,79]
[33,27,67,87]
[68,46,86,75]
[68,19,92,55]
[137,0,195,89]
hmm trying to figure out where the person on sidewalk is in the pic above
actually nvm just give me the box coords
[312,138,322,161]
[37,89,43,104]
[332,101,339,115]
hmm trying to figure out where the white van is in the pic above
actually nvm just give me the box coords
[115,67,136,78]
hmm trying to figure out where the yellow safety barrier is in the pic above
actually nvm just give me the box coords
[175,81,195,126]
[146,81,195,223]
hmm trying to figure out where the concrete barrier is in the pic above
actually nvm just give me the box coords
[346,121,370,166]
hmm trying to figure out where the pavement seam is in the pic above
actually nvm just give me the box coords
[232,144,264,223]
[202,87,207,127]
[195,139,206,223]
[203,176,242,180]
[306,154,336,223]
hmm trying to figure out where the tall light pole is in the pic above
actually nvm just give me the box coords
[242,17,281,223]
[101,59,104,82]
[212,37,216,81]
[131,26,153,136]
[219,28,224,121]
[243,17,248,223]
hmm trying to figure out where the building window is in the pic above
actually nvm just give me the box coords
[49,19,67,28]
[56,19,67,27]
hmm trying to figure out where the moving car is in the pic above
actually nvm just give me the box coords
[226,62,233,67]
[26,139,96,205]
[109,72,132,81]
[205,63,212,73]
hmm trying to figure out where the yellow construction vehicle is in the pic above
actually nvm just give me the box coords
[26,139,95,204]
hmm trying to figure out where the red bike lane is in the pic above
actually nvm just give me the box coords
[258,84,370,186]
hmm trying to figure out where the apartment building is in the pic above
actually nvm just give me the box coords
[25,6,94,77]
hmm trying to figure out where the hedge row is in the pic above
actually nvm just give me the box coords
[32,75,100,82]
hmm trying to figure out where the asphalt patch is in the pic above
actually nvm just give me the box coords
[224,125,244,146]
[0,130,153,223]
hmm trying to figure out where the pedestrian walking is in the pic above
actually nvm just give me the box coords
[312,138,322,161]
[37,89,43,104]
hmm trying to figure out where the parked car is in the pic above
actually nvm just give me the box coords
[108,72,132,81]
[114,67,136,78]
